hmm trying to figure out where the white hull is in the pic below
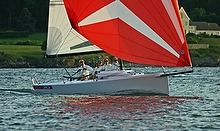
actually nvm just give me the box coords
[32,71,169,95]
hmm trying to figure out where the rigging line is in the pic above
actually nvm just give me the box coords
[59,60,73,81]
[69,28,100,67]
[161,66,166,74]
[33,59,54,84]
[55,28,72,55]
[70,28,87,42]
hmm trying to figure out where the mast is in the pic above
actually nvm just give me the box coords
[119,59,123,70]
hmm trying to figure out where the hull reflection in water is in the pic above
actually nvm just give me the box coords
[51,96,202,119]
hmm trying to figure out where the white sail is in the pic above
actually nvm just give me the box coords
[46,0,101,57]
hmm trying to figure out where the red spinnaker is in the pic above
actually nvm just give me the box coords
[63,0,192,67]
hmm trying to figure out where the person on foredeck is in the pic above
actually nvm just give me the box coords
[76,59,93,80]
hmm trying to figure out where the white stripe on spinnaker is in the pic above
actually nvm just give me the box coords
[78,0,179,58]
[162,0,184,44]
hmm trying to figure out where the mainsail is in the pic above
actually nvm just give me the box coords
[63,0,192,67]
[46,0,101,57]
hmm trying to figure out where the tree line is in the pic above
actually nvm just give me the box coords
[0,0,48,32]
[179,0,220,26]
[0,0,219,33]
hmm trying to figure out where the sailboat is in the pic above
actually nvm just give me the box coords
[32,0,193,95]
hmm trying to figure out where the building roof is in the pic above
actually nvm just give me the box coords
[190,21,220,31]
[180,7,190,20]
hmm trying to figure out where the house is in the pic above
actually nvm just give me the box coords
[179,7,196,34]
[190,21,220,36]
[179,7,220,36]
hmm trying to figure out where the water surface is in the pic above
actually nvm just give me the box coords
[0,67,219,130]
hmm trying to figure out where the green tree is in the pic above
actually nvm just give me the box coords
[179,0,220,26]
[0,0,20,30]
[41,39,47,50]
[189,8,206,21]
[186,33,199,44]
[29,0,49,32]
[205,13,220,23]
[17,8,36,33]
